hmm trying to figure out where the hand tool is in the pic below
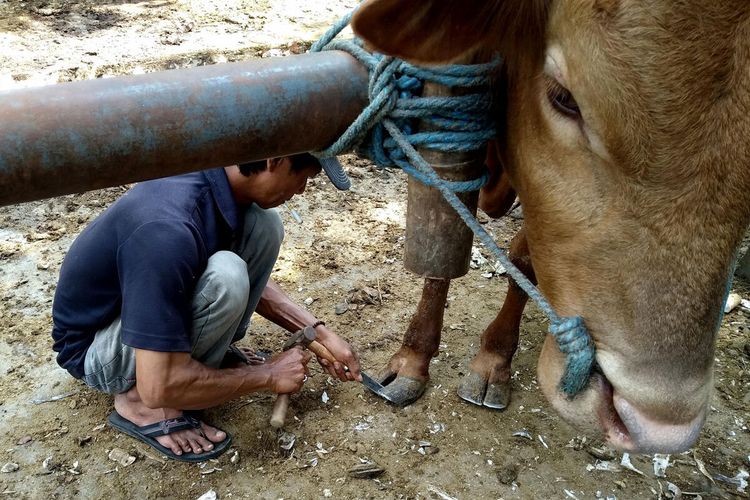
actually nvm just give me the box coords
[269,326,395,428]
[269,326,317,429]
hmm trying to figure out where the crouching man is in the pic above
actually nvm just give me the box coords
[51,154,361,462]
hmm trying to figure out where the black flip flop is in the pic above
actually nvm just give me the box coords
[107,411,232,463]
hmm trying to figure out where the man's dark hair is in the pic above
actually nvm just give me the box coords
[238,153,320,177]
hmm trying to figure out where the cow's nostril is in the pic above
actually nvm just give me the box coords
[593,373,633,449]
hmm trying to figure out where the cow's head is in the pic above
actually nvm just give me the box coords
[353,0,750,453]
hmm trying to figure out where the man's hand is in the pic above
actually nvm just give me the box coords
[314,325,362,382]
[256,280,362,383]
[265,347,312,394]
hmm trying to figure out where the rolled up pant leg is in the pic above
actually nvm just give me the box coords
[231,204,284,342]
[82,251,251,394]
[189,251,250,367]
[199,202,287,348]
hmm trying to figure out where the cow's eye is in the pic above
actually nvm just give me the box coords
[547,81,581,119]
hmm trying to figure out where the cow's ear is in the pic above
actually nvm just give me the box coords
[352,0,549,70]
[352,0,493,63]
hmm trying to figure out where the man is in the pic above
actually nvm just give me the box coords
[51,153,361,462]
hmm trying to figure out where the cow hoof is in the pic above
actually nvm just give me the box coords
[457,371,486,406]
[457,371,510,410]
[371,375,427,407]
[482,382,510,410]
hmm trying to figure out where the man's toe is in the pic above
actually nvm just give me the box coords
[157,436,183,455]
[192,434,214,452]
[201,423,226,442]
[177,437,193,454]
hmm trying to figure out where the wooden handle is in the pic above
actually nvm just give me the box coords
[308,340,336,363]
[269,339,336,429]
[270,394,290,429]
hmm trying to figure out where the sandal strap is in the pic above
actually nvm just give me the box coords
[139,414,201,438]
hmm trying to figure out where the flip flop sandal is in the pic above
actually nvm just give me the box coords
[107,411,232,463]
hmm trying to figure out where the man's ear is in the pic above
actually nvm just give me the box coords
[352,0,549,70]
[267,158,282,172]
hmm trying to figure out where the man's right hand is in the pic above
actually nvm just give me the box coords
[263,347,312,394]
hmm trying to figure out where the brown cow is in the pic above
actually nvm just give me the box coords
[352,0,750,453]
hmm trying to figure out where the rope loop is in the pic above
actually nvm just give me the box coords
[310,9,596,398]
[549,317,596,397]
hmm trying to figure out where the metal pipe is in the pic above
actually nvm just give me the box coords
[0,50,369,206]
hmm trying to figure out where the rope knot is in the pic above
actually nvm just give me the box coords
[311,21,496,193]
[549,316,595,398]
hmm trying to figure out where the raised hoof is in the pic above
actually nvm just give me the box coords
[370,374,427,407]
[457,371,510,410]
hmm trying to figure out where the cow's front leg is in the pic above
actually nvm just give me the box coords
[372,277,450,406]
[458,228,534,410]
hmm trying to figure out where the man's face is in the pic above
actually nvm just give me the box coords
[250,157,321,209]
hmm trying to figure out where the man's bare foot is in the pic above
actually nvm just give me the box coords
[114,385,226,457]
[221,345,267,368]
[232,345,267,365]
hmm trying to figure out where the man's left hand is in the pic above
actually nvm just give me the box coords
[314,324,361,382]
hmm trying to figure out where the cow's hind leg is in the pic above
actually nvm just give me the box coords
[457,228,534,410]
[372,277,449,406]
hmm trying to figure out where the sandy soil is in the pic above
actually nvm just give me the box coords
[0,1,748,499]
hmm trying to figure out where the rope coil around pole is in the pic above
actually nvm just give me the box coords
[311,10,595,397]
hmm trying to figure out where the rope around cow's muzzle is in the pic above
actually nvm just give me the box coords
[310,9,596,398]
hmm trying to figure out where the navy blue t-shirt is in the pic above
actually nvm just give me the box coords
[51,168,241,379]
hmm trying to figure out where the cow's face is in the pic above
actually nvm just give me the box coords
[354,0,750,452]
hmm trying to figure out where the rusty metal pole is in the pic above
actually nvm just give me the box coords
[0,51,368,206]
[403,84,486,278]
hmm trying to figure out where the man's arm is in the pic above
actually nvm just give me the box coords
[255,279,362,381]
[134,347,311,410]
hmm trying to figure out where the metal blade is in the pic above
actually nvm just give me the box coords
[360,371,398,403]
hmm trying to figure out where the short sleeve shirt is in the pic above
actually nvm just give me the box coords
[51,168,241,379]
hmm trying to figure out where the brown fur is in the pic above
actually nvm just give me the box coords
[354,0,750,452]
[478,140,517,217]
[352,0,549,77]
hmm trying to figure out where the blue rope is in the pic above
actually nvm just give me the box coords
[311,9,595,398]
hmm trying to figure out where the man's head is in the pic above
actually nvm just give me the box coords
[227,153,348,209]
[238,153,350,190]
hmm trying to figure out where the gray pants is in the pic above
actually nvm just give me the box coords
[82,205,284,395]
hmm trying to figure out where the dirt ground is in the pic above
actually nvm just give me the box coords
[0,1,749,499]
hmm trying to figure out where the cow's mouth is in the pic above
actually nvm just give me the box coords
[591,365,633,450]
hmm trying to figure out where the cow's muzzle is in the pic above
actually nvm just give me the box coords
[592,367,706,454]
